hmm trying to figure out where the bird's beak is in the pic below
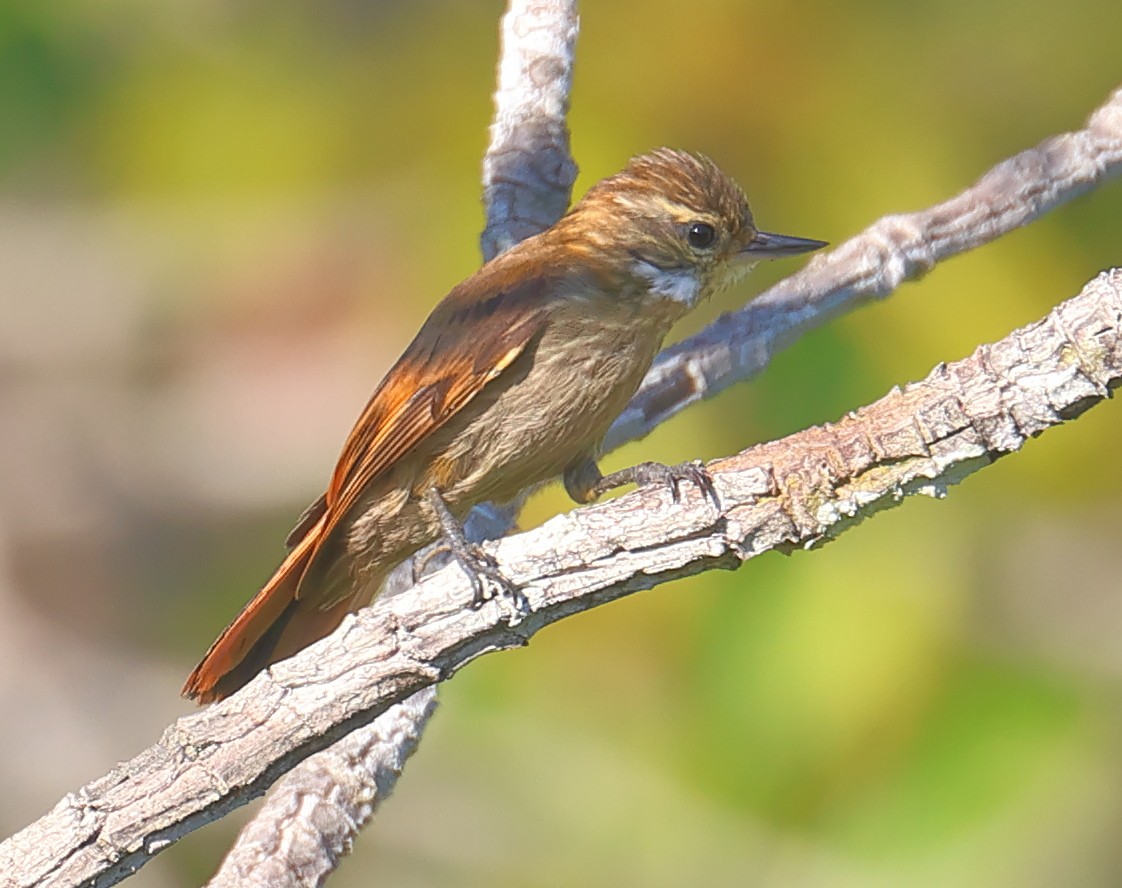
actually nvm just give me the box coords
[739,230,828,261]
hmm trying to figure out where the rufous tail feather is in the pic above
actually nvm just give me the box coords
[182,511,353,703]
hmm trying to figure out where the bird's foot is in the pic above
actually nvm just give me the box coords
[424,489,524,609]
[594,459,720,508]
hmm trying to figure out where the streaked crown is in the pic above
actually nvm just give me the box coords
[554,148,824,310]
[571,148,756,270]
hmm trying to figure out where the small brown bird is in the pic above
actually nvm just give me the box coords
[183,148,825,703]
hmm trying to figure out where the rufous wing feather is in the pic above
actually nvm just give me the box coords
[183,272,552,703]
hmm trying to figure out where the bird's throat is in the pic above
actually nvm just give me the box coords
[630,259,703,308]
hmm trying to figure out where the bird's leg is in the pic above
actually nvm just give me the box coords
[424,488,521,608]
[593,460,720,508]
[410,540,453,585]
[563,454,604,504]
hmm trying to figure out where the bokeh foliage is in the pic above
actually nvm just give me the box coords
[2,1,1122,885]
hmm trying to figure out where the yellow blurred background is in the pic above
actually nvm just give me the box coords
[3,1,1122,885]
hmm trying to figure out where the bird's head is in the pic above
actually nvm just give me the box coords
[562,148,826,309]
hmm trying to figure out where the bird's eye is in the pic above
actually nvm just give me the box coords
[687,221,717,249]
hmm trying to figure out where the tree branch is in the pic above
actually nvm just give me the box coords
[203,1,580,885]
[201,76,1122,888]
[4,265,1121,886]
[480,0,578,262]
[198,689,437,888]
[206,76,1122,888]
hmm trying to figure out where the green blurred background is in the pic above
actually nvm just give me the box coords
[2,1,1122,885]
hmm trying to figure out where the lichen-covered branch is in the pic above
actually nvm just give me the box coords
[4,268,1120,888]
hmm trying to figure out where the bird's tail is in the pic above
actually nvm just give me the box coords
[181,510,356,704]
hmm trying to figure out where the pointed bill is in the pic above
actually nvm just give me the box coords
[740,230,828,261]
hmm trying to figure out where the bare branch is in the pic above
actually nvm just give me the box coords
[4,267,1121,888]
[203,688,437,888]
[480,0,579,260]
[204,1,580,885]
[207,77,1121,888]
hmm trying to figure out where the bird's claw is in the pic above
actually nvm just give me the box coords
[594,459,720,508]
[457,543,523,609]
[424,487,526,611]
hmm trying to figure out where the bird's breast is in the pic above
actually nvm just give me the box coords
[436,299,671,508]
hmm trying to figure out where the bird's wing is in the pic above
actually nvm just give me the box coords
[183,274,552,702]
[318,275,551,547]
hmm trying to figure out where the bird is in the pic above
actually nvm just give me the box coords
[182,148,826,703]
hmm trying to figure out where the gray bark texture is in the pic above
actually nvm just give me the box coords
[3,267,1122,888]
